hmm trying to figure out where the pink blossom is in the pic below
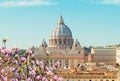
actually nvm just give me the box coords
[14,48,19,53]
[28,66,32,71]
[31,70,36,77]
[45,66,49,71]
[25,49,32,55]
[22,73,26,78]
[31,60,35,64]
[58,77,64,81]
[46,50,50,56]
[10,78,18,81]
[27,77,32,81]
[55,61,60,67]
[21,57,26,63]
[14,54,18,58]
[53,76,58,81]
[47,70,53,75]
[36,60,40,65]
[36,75,40,80]
[1,69,4,73]
[12,46,19,53]
[14,60,18,64]
[4,49,12,54]
[14,72,19,77]
[0,45,64,81]
[0,49,4,54]
[0,49,5,54]
[1,75,7,81]
[36,75,41,80]
[5,54,9,59]
[15,79,18,81]
[38,74,42,79]
[10,67,15,72]
[42,77,48,81]
[39,61,43,67]
[31,54,34,58]
[50,67,56,72]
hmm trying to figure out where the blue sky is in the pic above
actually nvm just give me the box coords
[0,0,120,48]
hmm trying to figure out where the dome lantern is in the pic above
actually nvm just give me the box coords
[59,16,64,24]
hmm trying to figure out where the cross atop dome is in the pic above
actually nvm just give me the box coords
[59,16,64,24]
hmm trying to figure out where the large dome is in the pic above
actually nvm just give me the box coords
[51,16,72,38]
[49,16,73,49]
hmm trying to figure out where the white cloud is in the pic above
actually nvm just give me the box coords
[80,0,120,5]
[0,0,57,7]
[101,0,120,5]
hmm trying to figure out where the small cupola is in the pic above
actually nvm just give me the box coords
[72,39,81,49]
[40,39,48,49]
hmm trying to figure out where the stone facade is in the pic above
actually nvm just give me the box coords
[116,48,120,65]
[91,48,116,65]
[31,16,119,69]
[31,16,92,69]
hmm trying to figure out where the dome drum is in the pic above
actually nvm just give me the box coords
[49,38,73,49]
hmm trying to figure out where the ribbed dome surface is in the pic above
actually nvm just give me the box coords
[51,16,72,37]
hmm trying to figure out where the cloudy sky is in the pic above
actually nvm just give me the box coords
[0,0,120,48]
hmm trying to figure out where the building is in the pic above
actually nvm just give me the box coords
[30,16,119,80]
[91,48,116,65]
[31,16,118,69]
[31,16,92,69]
[55,64,118,81]
[62,73,117,81]
[116,48,120,65]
